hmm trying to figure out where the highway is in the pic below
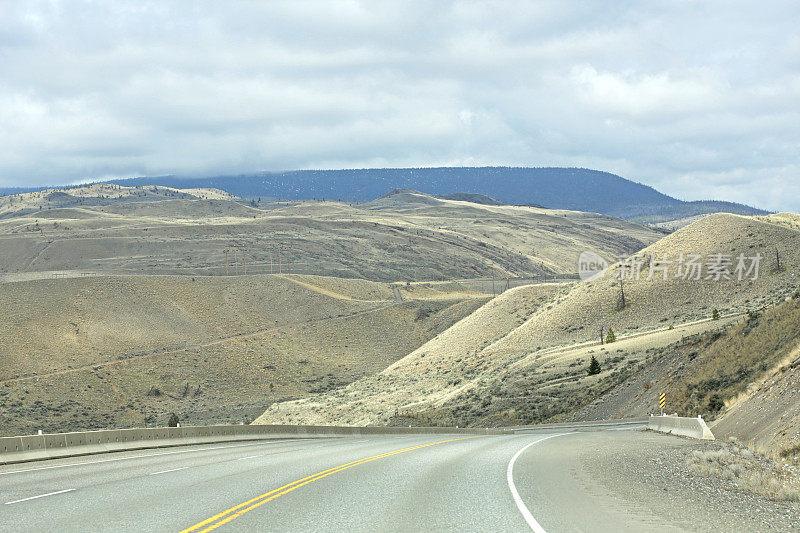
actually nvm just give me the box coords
[0,425,657,532]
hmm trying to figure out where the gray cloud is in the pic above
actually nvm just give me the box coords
[0,1,798,211]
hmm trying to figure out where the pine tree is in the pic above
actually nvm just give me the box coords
[712,308,720,320]
[587,355,601,376]
[606,328,617,343]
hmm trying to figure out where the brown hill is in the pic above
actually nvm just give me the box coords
[0,274,486,435]
[0,184,660,282]
[573,294,800,458]
[254,213,800,427]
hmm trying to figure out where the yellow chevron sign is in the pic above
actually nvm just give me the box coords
[659,392,666,409]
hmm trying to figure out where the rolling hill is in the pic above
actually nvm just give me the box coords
[0,274,488,436]
[573,293,800,459]
[254,213,800,428]
[0,184,660,281]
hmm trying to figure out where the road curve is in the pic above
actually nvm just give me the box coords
[1,425,666,532]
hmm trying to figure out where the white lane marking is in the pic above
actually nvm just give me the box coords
[149,466,190,475]
[0,439,308,477]
[507,434,566,533]
[235,454,265,461]
[5,488,75,505]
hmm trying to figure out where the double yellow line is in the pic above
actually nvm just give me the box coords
[180,436,484,532]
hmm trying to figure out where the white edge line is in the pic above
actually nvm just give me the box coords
[150,466,190,475]
[507,434,566,533]
[5,488,75,505]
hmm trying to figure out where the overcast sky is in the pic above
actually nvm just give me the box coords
[1,1,798,211]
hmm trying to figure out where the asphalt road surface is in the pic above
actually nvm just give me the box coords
[1,426,661,532]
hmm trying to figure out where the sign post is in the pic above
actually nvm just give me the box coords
[659,392,666,415]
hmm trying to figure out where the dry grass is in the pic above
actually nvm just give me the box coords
[0,274,486,436]
[490,213,800,355]
[257,213,800,428]
[756,212,800,231]
[662,297,800,418]
[0,183,660,281]
[686,438,800,502]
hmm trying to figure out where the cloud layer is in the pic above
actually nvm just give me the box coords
[1,1,798,210]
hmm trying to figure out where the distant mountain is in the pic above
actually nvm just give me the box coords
[105,167,767,221]
[0,186,48,196]
[2,167,767,221]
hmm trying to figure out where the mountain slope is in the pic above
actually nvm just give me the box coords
[0,184,660,281]
[103,167,767,221]
[0,274,487,435]
[254,213,800,427]
[573,294,800,458]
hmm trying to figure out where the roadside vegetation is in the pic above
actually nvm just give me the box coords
[662,295,800,419]
[687,438,800,502]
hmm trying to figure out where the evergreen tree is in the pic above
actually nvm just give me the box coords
[606,328,617,343]
[587,355,601,376]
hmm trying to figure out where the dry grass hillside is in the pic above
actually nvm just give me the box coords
[756,212,800,231]
[255,282,568,426]
[489,213,800,354]
[572,295,800,459]
[255,213,800,427]
[0,274,487,435]
[713,359,800,461]
[0,183,236,218]
[0,184,660,282]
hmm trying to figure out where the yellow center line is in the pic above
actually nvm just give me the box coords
[179,435,487,533]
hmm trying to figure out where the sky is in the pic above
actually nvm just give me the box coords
[1,1,798,211]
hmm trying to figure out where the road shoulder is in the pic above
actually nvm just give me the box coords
[568,430,800,531]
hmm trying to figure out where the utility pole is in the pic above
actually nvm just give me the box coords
[619,278,626,310]
[600,326,604,345]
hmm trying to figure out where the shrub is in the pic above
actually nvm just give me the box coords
[707,394,724,414]
[712,308,720,320]
[167,412,179,427]
[780,443,800,459]
[605,328,617,343]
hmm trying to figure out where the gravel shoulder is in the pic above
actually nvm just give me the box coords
[535,430,800,531]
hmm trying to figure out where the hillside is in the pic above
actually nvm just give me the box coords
[572,294,800,458]
[0,183,238,219]
[254,282,570,426]
[0,184,660,281]
[0,274,487,436]
[102,167,768,221]
[254,213,800,427]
